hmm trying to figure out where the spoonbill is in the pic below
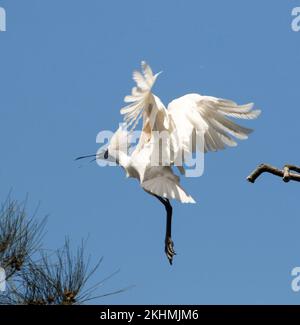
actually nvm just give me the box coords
[77,61,260,265]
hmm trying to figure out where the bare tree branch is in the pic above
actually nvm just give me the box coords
[247,163,300,183]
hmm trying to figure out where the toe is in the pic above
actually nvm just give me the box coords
[165,238,176,265]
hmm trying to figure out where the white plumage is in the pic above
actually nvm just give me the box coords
[79,61,260,264]
[115,61,260,205]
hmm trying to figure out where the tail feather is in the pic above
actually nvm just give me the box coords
[142,177,196,204]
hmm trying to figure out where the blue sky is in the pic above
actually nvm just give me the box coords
[1,0,300,304]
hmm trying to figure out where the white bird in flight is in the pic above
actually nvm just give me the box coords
[77,61,260,265]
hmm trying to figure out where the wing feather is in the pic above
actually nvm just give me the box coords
[120,61,162,132]
[168,94,261,156]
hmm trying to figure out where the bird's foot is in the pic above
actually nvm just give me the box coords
[165,237,176,265]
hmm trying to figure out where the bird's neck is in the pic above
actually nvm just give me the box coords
[115,150,131,169]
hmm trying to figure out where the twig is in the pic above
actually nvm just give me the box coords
[247,163,300,183]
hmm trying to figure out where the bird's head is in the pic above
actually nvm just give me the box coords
[104,125,131,164]
[75,124,131,164]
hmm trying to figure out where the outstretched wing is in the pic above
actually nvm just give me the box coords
[120,61,168,134]
[168,93,261,159]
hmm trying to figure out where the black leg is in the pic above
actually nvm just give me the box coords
[154,195,176,265]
